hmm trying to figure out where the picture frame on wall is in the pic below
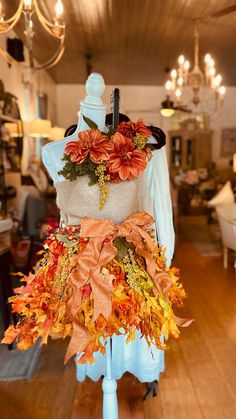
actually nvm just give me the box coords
[221,128,236,157]
[36,91,48,119]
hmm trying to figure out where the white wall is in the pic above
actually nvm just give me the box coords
[57,83,236,169]
[0,33,57,123]
[210,87,236,168]
[56,84,172,159]
[56,84,170,130]
[0,32,57,175]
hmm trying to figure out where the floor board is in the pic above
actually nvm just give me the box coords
[0,220,236,418]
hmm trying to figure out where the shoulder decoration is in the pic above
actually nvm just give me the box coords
[58,117,152,209]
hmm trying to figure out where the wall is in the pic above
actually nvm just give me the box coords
[56,83,172,159]
[56,84,170,131]
[210,87,236,169]
[57,83,236,169]
[0,32,57,123]
[0,32,57,175]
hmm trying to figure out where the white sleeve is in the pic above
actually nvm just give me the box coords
[147,146,175,266]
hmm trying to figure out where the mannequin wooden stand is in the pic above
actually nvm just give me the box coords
[42,73,119,419]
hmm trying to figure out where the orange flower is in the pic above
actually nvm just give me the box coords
[65,129,114,164]
[107,132,147,180]
[116,119,151,139]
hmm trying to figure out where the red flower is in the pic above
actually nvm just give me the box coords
[143,146,153,161]
[65,129,114,164]
[116,119,151,139]
[106,132,147,180]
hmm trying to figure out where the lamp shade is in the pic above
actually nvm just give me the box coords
[29,119,52,138]
[233,153,236,173]
[160,98,175,117]
[5,121,23,137]
[50,126,65,141]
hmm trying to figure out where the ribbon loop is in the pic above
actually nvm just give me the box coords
[65,211,172,362]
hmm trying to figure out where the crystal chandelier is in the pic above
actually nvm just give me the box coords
[164,21,226,116]
[0,0,65,70]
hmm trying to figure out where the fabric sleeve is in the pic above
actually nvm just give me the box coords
[147,146,175,266]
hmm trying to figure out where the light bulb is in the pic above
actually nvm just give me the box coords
[165,80,173,91]
[178,55,185,65]
[209,58,215,67]
[24,0,32,9]
[171,69,177,79]
[177,76,184,86]
[209,67,216,77]
[184,60,190,71]
[29,19,33,29]
[160,98,175,117]
[160,108,175,117]
[215,74,222,86]
[204,53,211,64]
[175,88,182,98]
[55,0,64,18]
[218,85,226,95]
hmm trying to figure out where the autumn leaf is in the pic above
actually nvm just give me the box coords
[2,325,20,344]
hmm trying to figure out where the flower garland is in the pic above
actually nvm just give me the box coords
[2,222,189,364]
[58,117,152,209]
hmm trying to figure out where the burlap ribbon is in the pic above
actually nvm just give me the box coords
[64,211,173,363]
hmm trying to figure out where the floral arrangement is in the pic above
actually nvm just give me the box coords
[2,213,191,364]
[58,117,152,209]
[2,116,192,365]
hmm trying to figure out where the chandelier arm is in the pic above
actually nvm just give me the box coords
[39,46,65,70]
[0,46,28,67]
[32,39,65,70]
[0,40,64,71]
[0,0,24,33]
[194,21,199,69]
[33,0,65,40]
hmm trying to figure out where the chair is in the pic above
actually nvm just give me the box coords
[208,181,235,207]
[207,181,235,223]
[216,204,236,269]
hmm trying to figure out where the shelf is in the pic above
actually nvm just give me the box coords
[0,114,18,123]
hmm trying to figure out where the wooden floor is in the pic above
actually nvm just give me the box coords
[1,225,236,419]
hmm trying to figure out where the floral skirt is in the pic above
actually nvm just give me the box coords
[2,211,189,364]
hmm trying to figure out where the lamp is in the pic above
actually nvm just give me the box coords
[160,98,175,117]
[50,126,65,141]
[28,119,52,137]
[5,120,23,137]
[164,20,226,116]
[233,154,236,173]
[0,0,65,71]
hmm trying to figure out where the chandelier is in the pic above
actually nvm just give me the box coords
[164,21,226,116]
[0,0,65,70]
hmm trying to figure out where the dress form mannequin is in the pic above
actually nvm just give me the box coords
[42,73,107,183]
[41,72,175,419]
[42,73,118,419]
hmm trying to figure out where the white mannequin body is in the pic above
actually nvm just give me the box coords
[42,73,175,419]
[42,73,118,419]
[42,73,107,182]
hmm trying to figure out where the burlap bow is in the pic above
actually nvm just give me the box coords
[64,211,172,363]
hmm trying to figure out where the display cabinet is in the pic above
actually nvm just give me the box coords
[169,119,212,172]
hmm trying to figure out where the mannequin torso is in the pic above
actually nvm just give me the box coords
[42,73,107,182]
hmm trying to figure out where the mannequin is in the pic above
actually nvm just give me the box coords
[42,73,106,183]
[41,73,175,418]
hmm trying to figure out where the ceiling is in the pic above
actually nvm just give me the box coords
[2,0,236,85]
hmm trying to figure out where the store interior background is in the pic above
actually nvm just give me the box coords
[0,1,236,418]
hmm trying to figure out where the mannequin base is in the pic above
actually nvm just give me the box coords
[102,376,119,419]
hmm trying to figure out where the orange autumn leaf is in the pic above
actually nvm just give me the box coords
[1,325,20,344]
[1,222,190,364]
